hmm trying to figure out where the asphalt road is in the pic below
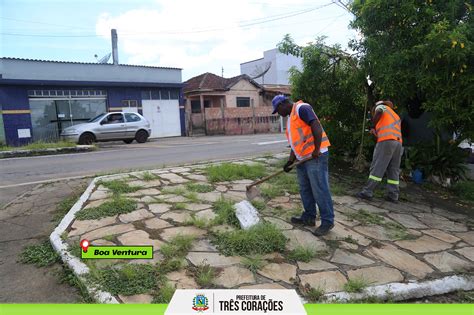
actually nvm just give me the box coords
[0,133,288,188]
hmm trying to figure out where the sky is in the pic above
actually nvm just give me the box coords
[1,0,357,81]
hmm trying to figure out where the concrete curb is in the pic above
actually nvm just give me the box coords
[0,145,96,159]
[50,156,474,303]
[323,275,474,302]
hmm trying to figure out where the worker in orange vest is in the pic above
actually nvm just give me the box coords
[272,95,335,236]
[357,100,403,203]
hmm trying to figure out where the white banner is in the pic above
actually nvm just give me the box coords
[165,289,306,315]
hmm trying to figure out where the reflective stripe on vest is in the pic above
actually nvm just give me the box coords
[285,101,330,160]
[375,107,402,143]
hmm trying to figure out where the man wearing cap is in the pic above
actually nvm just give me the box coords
[272,95,335,236]
[356,100,403,203]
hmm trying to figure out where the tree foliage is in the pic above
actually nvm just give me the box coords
[350,0,474,139]
[278,35,369,156]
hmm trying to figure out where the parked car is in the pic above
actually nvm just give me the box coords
[61,112,151,145]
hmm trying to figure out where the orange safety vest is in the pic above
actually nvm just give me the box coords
[375,106,402,143]
[285,101,330,160]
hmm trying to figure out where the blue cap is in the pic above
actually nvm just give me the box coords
[272,95,287,114]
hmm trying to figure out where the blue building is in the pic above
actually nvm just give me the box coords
[0,57,184,146]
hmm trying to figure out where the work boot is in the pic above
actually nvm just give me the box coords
[312,223,334,237]
[356,192,372,201]
[290,216,316,227]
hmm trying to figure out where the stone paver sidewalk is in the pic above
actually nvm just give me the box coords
[59,156,474,303]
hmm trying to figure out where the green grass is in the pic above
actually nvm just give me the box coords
[91,264,157,295]
[153,282,176,303]
[331,182,348,196]
[0,140,77,151]
[52,194,80,225]
[261,172,299,199]
[75,197,137,220]
[205,163,266,182]
[241,255,266,273]
[304,286,325,303]
[194,264,216,288]
[186,182,214,193]
[162,186,199,202]
[251,200,266,211]
[213,223,287,256]
[18,240,60,267]
[212,198,240,227]
[57,265,95,303]
[159,235,195,259]
[347,209,385,225]
[142,172,158,181]
[157,258,184,274]
[452,181,474,202]
[69,242,82,258]
[98,180,142,195]
[343,236,358,244]
[287,246,315,262]
[326,240,340,249]
[344,278,369,293]
[173,202,187,210]
[185,215,212,229]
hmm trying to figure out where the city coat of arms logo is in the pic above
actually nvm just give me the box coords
[192,294,209,312]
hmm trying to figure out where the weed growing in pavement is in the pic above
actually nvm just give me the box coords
[185,215,213,229]
[212,198,240,228]
[213,223,287,256]
[331,182,348,196]
[194,263,217,288]
[173,202,187,210]
[91,264,157,295]
[159,235,195,259]
[186,182,214,193]
[343,236,358,244]
[75,197,137,220]
[287,246,316,262]
[251,200,266,211]
[325,240,340,250]
[347,210,415,240]
[52,194,81,225]
[18,240,60,267]
[158,258,184,274]
[205,163,266,182]
[153,282,176,303]
[261,173,299,199]
[97,179,142,195]
[304,286,326,303]
[241,255,266,273]
[142,172,158,181]
[344,278,369,293]
[68,242,82,258]
[103,235,115,242]
[58,265,95,303]
[347,209,385,225]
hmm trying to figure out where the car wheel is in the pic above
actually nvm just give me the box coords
[123,139,134,144]
[135,130,149,143]
[78,132,95,145]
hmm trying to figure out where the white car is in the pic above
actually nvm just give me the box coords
[61,112,152,145]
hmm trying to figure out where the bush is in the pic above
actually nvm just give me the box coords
[213,223,287,256]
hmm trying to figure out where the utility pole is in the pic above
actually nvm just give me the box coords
[221,67,224,77]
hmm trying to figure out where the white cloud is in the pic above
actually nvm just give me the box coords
[95,0,355,80]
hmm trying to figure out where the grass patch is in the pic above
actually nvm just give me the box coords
[213,223,287,256]
[343,236,358,244]
[331,182,348,196]
[142,172,158,181]
[75,197,137,220]
[162,186,199,202]
[91,264,157,295]
[205,163,266,182]
[58,265,95,303]
[303,286,325,303]
[261,173,299,199]
[241,255,266,273]
[186,182,214,193]
[18,240,60,267]
[0,140,76,151]
[98,180,142,195]
[194,264,217,288]
[251,200,266,211]
[173,202,187,210]
[347,209,385,225]
[158,258,184,274]
[343,278,369,293]
[52,194,80,225]
[153,282,176,303]
[159,235,195,259]
[452,181,474,202]
[185,215,212,229]
[287,246,315,262]
[212,198,240,228]
[326,240,340,250]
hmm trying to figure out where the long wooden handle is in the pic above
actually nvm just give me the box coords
[247,157,312,189]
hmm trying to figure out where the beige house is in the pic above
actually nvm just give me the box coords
[184,73,273,135]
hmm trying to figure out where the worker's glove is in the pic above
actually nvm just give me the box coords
[283,160,294,173]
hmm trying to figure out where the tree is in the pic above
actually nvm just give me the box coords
[350,0,474,140]
[278,35,369,157]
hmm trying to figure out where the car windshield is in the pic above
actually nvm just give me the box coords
[88,113,106,123]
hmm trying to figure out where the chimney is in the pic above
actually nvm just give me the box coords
[111,29,119,65]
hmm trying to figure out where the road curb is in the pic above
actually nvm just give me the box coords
[0,145,96,159]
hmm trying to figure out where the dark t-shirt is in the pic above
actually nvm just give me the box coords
[297,104,317,125]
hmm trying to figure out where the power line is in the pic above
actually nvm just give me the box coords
[0,2,335,38]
